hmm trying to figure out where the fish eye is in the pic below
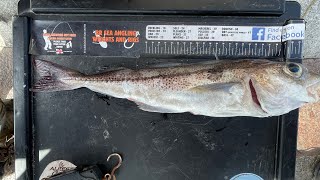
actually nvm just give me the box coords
[285,63,303,78]
[288,63,300,73]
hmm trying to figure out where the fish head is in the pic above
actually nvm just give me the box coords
[249,61,320,116]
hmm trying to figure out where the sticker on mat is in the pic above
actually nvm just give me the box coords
[40,22,77,55]
[39,160,77,180]
[230,173,264,180]
[146,23,305,42]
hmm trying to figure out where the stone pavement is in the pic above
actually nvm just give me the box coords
[0,0,319,179]
[0,0,18,100]
[298,0,320,59]
[297,58,320,180]
[295,1,320,179]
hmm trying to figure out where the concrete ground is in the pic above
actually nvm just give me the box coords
[294,0,320,179]
[0,0,18,100]
[0,0,319,179]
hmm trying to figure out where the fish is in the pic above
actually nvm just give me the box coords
[32,59,320,117]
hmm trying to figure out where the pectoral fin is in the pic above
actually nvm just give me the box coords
[136,102,181,113]
[190,83,243,95]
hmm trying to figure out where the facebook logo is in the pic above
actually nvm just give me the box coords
[252,27,265,40]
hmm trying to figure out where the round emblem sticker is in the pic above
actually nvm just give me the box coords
[230,173,264,180]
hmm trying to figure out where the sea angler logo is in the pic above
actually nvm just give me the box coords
[252,27,265,40]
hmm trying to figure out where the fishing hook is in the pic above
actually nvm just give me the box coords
[102,153,122,180]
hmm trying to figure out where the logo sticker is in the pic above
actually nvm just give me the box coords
[230,173,264,180]
[92,29,140,49]
[252,27,265,40]
[41,22,77,55]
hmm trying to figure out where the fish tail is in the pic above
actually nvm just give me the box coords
[32,59,83,92]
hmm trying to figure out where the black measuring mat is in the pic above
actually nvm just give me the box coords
[14,0,303,179]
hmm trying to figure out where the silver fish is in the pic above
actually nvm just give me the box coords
[33,59,320,117]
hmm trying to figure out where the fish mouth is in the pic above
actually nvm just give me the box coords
[249,79,266,113]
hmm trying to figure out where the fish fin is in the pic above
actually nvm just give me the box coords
[190,83,242,94]
[32,59,83,92]
[136,103,181,113]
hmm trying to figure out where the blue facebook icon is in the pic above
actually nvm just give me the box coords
[252,27,265,40]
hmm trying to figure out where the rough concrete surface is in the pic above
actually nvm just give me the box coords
[0,0,319,179]
[297,0,320,58]
[0,0,19,47]
[298,59,320,150]
[296,58,320,179]
[299,102,320,149]
[0,48,13,100]
[0,0,18,100]
[295,154,320,180]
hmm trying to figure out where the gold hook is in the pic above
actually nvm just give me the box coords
[102,153,122,180]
